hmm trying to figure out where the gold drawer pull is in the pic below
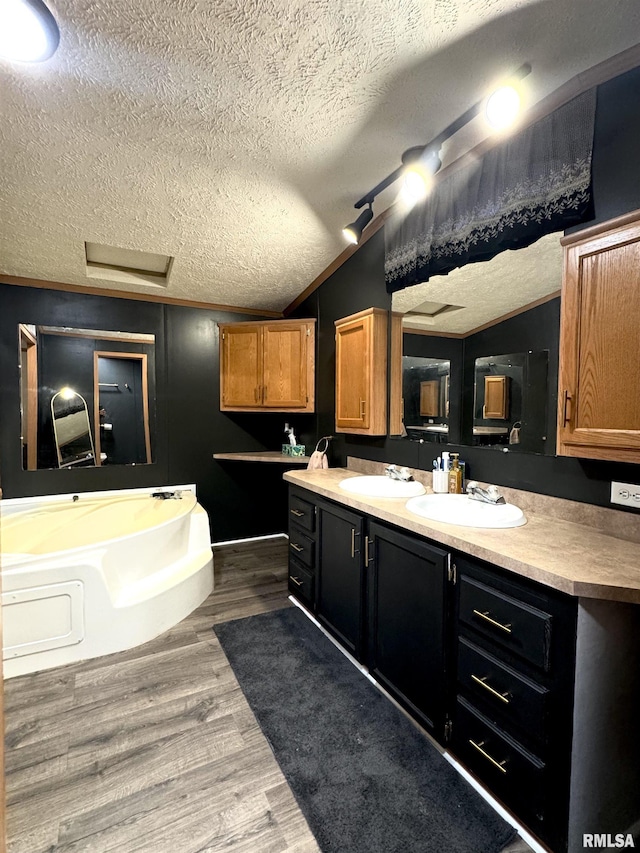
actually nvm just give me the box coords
[290,509,304,517]
[472,609,512,634]
[290,575,304,587]
[359,398,366,418]
[469,739,508,774]
[290,543,304,553]
[471,674,511,704]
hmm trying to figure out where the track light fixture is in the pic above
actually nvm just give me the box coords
[341,64,531,242]
[342,203,374,246]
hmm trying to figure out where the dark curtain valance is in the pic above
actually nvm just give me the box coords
[385,88,597,294]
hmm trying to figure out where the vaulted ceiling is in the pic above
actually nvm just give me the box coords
[1,0,639,313]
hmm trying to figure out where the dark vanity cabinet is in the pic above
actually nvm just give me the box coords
[287,490,317,610]
[288,487,452,730]
[452,555,577,852]
[316,501,367,660]
[367,522,449,740]
[287,482,640,852]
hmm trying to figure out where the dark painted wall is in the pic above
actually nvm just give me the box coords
[0,284,298,540]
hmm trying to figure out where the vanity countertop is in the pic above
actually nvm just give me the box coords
[214,451,311,464]
[283,467,640,604]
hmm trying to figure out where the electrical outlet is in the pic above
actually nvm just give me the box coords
[610,481,640,509]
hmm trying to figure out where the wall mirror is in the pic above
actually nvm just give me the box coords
[19,324,156,470]
[402,356,451,442]
[390,232,563,455]
[472,351,549,453]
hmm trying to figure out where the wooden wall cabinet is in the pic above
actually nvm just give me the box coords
[419,380,440,417]
[335,307,388,435]
[483,375,509,420]
[558,211,640,463]
[219,319,315,412]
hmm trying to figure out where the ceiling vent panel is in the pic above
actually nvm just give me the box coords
[85,242,173,287]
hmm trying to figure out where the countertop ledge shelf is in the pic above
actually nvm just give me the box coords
[214,451,311,464]
[284,465,640,605]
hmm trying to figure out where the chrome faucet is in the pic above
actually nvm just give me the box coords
[385,464,414,482]
[466,481,506,505]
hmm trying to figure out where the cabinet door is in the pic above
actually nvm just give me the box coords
[263,322,311,408]
[419,380,440,417]
[558,214,640,462]
[367,522,449,739]
[335,313,371,430]
[335,307,387,435]
[317,502,365,660]
[220,324,262,408]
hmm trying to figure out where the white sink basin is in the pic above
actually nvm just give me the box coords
[406,493,526,528]
[339,476,426,499]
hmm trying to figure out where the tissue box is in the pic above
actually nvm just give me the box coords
[282,444,306,457]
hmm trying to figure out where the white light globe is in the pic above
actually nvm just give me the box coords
[400,167,432,207]
[485,85,521,130]
[0,0,59,62]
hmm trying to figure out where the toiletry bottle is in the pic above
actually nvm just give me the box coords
[441,451,450,471]
[448,453,462,494]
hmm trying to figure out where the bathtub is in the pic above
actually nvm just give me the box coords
[1,485,214,678]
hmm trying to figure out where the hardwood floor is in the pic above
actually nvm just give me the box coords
[4,537,534,853]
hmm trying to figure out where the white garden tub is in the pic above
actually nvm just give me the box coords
[1,485,213,678]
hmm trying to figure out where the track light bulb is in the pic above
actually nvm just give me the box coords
[342,205,374,245]
[402,166,433,204]
[0,0,60,62]
[485,84,522,130]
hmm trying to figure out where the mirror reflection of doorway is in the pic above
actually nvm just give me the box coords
[94,353,152,466]
[18,324,38,470]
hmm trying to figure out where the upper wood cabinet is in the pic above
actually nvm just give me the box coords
[335,307,387,435]
[219,319,315,412]
[557,210,640,463]
[483,375,509,420]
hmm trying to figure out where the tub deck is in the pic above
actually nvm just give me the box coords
[1,486,214,678]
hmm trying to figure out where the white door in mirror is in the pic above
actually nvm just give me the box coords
[406,494,526,528]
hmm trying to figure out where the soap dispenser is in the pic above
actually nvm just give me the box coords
[448,453,462,494]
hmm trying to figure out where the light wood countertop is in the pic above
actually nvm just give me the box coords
[214,451,311,464]
[283,468,640,604]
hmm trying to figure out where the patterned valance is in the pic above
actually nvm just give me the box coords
[385,88,597,294]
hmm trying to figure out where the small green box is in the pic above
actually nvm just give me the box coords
[282,444,306,457]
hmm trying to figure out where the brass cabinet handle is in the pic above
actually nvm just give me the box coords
[290,509,304,517]
[290,542,304,553]
[359,398,366,418]
[471,674,511,704]
[469,739,508,774]
[562,389,572,426]
[290,575,304,587]
[472,609,512,634]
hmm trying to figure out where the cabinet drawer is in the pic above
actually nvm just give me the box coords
[459,576,553,671]
[289,495,315,532]
[289,560,314,606]
[288,527,315,568]
[454,696,546,821]
[457,638,549,744]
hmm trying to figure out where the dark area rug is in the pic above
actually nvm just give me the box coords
[215,606,517,853]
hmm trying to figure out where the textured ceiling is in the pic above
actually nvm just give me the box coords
[392,231,563,334]
[1,0,639,313]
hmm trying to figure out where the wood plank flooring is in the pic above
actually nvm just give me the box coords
[4,536,534,853]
